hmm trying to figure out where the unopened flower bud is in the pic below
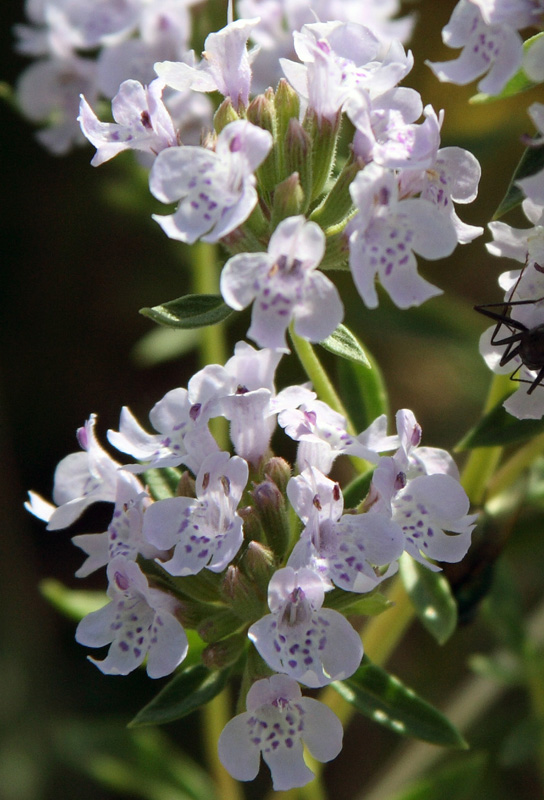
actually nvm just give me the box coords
[239,505,265,544]
[263,457,291,495]
[176,470,196,498]
[274,79,301,180]
[284,118,312,207]
[271,173,304,226]
[221,565,265,621]
[251,479,291,559]
[201,632,247,669]
[303,107,342,202]
[213,97,241,134]
[241,541,276,595]
[310,154,362,230]
[247,90,277,193]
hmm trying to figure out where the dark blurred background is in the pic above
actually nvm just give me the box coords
[2,1,544,798]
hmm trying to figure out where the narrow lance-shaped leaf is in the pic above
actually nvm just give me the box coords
[337,341,389,433]
[129,664,232,727]
[319,323,371,366]
[140,294,233,329]
[399,553,457,645]
[333,658,467,748]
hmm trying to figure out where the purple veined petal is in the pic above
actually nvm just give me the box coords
[142,496,196,551]
[218,712,261,781]
[298,696,343,762]
[293,271,344,344]
[86,598,154,676]
[145,609,188,679]
[220,252,270,311]
[202,183,258,242]
[107,406,161,460]
[149,145,217,204]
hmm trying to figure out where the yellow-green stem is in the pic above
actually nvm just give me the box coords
[190,241,227,368]
[288,326,352,428]
[202,688,244,800]
[487,431,544,500]
[459,373,511,505]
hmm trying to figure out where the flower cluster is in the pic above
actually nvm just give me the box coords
[68,12,483,325]
[26,341,476,788]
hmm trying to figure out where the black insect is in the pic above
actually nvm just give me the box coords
[475,270,544,394]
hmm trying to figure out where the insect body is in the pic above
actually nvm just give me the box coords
[474,296,544,394]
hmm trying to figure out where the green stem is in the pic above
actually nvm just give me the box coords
[202,688,244,800]
[288,325,351,427]
[190,241,227,369]
[487,431,544,501]
[459,373,511,505]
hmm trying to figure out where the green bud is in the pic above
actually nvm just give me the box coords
[303,107,342,202]
[239,505,265,544]
[271,173,304,227]
[321,225,351,270]
[171,570,223,603]
[247,90,277,195]
[241,541,276,595]
[284,118,313,210]
[221,565,265,621]
[263,457,291,496]
[274,78,301,180]
[251,479,291,560]
[201,632,247,669]
[197,606,243,643]
[213,98,241,134]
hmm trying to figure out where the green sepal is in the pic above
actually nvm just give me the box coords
[336,340,389,433]
[456,395,544,449]
[323,587,392,616]
[142,467,183,500]
[399,553,457,645]
[129,664,232,727]
[140,294,233,329]
[309,156,359,229]
[470,33,544,104]
[493,139,544,219]
[319,323,371,366]
[333,657,467,748]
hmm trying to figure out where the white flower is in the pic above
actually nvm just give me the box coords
[149,120,272,243]
[218,673,343,789]
[220,215,343,351]
[76,556,188,678]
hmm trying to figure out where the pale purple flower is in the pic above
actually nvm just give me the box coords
[287,467,404,592]
[220,216,343,351]
[393,409,460,479]
[427,0,524,96]
[71,471,167,578]
[149,120,273,243]
[79,78,177,166]
[25,414,119,530]
[391,473,477,569]
[277,393,398,474]
[142,451,248,575]
[16,54,98,154]
[218,673,343,790]
[248,567,363,686]
[155,17,260,109]
[348,163,458,308]
[76,556,188,678]
[43,0,142,51]
[107,386,219,475]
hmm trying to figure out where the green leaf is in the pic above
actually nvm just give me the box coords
[456,396,544,449]
[334,658,467,748]
[336,343,389,433]
[131,326,201,367]
[470,33,544,105]
[493,140,544,219]
[129,664,231,727]
[342,468,374,508]
[399,554,457,645]
[319,323,371,366]
[140,294,233,329]
[142,467,182,500]
[40,579,108,621]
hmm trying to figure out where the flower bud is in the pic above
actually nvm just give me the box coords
[221,565,265,621]
[270,173,304,227]
[274,79,301,181]
[241,541,276,595]
[284,118,312,209]
[239,505,265,544]
[263,457,291,496]
[310,154,362,229]
[251,479,291,559]
[303,107,343,202]
[247,90,277,193]
[213,97,241,134]
[176,470,196,498]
